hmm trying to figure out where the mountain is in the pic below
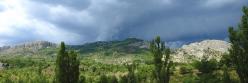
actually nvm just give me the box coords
[0,38,231,63]
[173,40,230,62]
[70,38,149,54]
[0,38,149,56]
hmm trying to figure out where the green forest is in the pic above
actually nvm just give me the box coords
[0,5,248,83]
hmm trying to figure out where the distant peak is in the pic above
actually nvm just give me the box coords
[181,39,230,56]
[0,41,57,51]
[124,38,143,42]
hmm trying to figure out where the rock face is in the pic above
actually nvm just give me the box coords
[0,41,57,55]
[173,40,231,63]
[13,41,56,50]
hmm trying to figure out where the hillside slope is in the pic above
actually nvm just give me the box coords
[0,38,149,56]
[70,38,149,54]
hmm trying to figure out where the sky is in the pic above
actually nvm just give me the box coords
[0,0,247,47]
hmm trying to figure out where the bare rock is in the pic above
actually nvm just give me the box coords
[172,40,230,63]
[0,41,57,55]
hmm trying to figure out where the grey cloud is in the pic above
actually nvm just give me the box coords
[98,0,245,41]
[23,0,248,44]
[0,27,40,45]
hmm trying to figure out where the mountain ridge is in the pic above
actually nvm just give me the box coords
[0,38,230,62]
[173,39,230,62]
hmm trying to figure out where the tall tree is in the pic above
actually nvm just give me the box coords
[55,42,80,83]
[68,51,80,83]
[228,6,248,83]
[150,36,173,83]
[55,42,67,83]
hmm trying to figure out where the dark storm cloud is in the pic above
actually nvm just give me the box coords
[111,0,245,41]
[24,0,247,44]
[8,0,248,46]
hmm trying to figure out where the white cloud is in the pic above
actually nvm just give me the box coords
[0,0,28,36]
[0,0,81,46]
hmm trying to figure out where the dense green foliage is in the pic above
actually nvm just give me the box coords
[55,42,80,83]
[70,38,148,55]
[193,57,220,83]
[0,53,241,83]
[150,36,172,83]
[194,56,218,74]
[124,62,138,83]
[228,6,248,83]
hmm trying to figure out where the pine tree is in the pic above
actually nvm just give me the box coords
[55,42,67,83]
[55,42,80,83]
[150,36,173,83]
[228,6,248,83]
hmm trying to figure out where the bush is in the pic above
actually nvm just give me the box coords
[194,58,218,74]
[180,66,192,74]
[109,75,118,83]
[79,75,86,83]
[119,75,128,83]
[98,74,108,83]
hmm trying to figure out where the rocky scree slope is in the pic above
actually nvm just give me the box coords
[172,40,230,63]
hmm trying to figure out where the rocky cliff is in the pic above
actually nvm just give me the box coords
[13,41,57,49]
[173,40,231,63]
[0,41,57,55]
